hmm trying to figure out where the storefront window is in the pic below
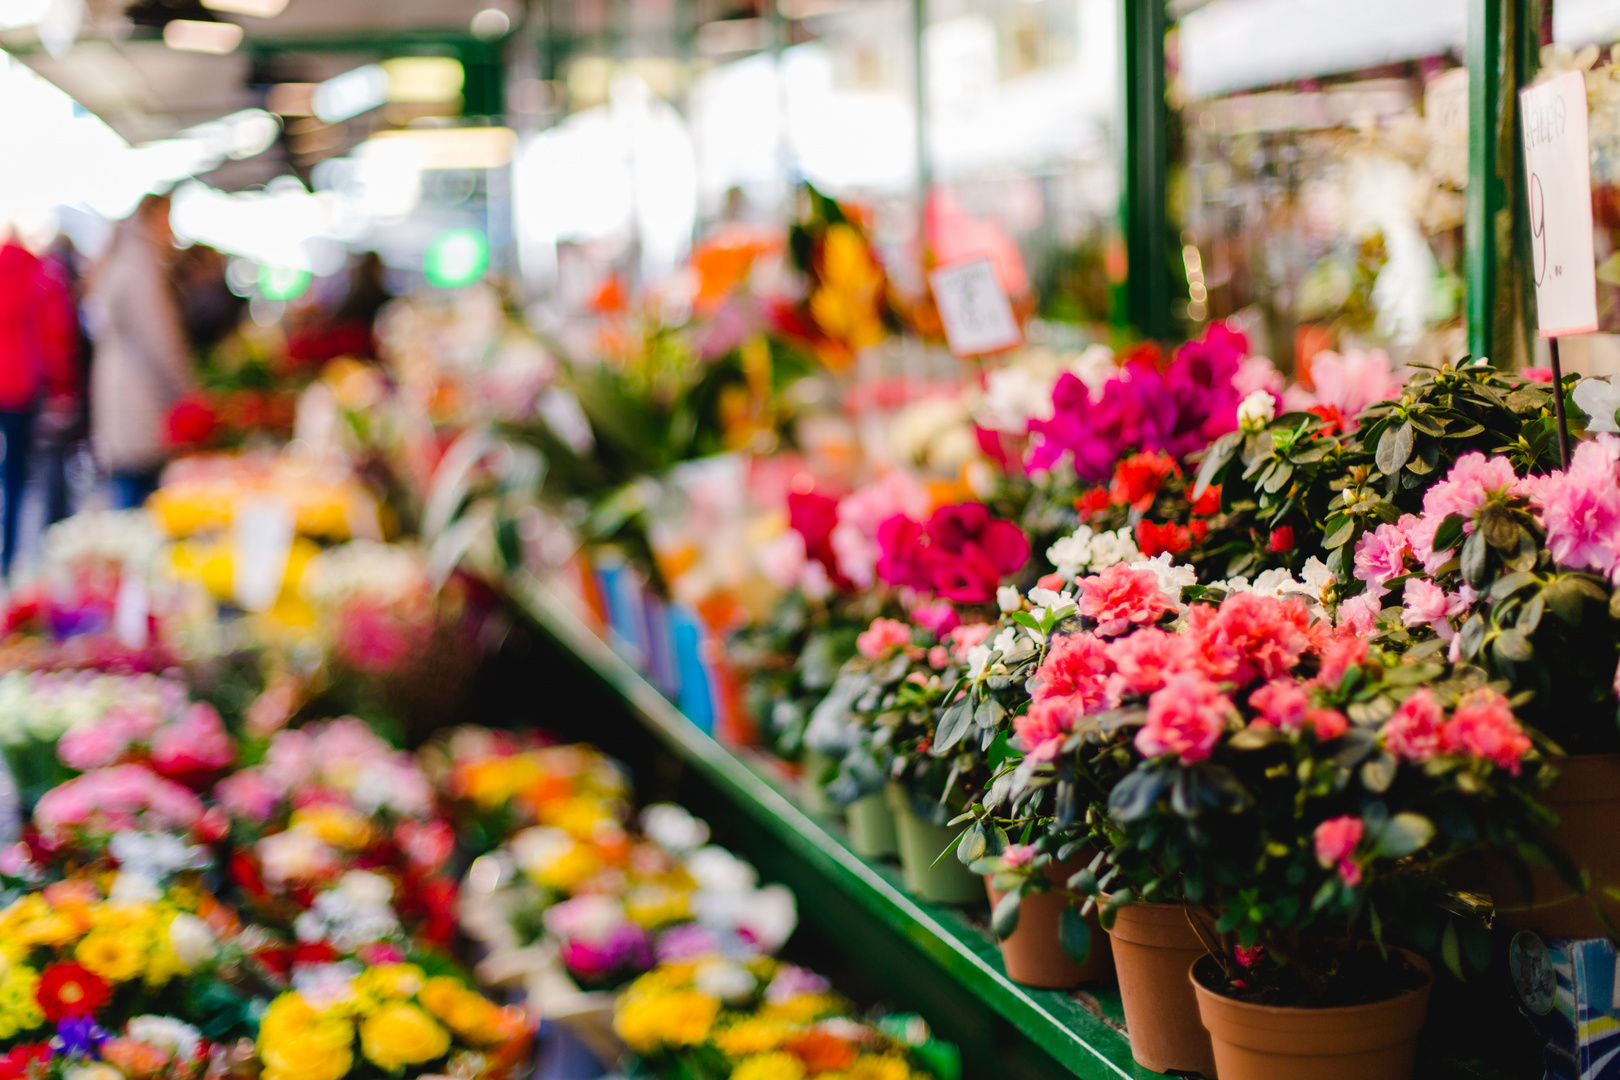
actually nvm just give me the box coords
[1169,0,1469,371]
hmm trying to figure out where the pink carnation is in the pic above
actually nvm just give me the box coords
[1248,680,1311,732]
[1032,633,1113,711]
[1135,673,1232,763]
[1314,815,1364,886]
[1077,564,1176,637]
[1105,627,1194,701]
[1013,698,1076,762]
[1441,688,1532,775]
[856,618,913,660]
[1191,593,1312,684]
[1352,522,1410,596]
[1530,435,1620,579]
[1383,687,1445,763]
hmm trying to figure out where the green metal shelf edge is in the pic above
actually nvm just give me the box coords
[505,574,1151,1080]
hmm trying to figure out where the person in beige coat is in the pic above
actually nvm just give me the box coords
[87,194,194,508]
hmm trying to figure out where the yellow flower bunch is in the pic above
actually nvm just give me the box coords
[0,964,43,1038]
[0,892,191,991]
[289,804,377,851]
[733,1051,807,1080]
[258,992,355,1080]
[417,975,524,1046]
[614,988,721,1055]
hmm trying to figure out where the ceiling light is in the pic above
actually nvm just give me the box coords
[313,64,389,124]
[0,0,49,31]
[201,0,286,18]
[469,7,509,39]
[163,19,243,53]
[380,57,464,104]
[363,127,517,170]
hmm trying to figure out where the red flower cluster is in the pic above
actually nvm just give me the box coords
[874,502,1030,604]
[1109,451,1180,512]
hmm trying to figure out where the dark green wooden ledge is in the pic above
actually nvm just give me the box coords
[502,574,1543,1080]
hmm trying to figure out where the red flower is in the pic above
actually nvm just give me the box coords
[1307,404,1348,437]
[1135,519,1192,558]
[1075,488,1112,518]
[1189,483,1222,517]
[1267,525,1296,553]
[165,392,221,449]
[787,490,844,579]
[37,963,109,1022]
[1110,451,1180,511]
[0,1043,51,1079]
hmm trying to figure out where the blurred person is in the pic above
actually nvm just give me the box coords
[0,227,76,576]
[285,251,391,367]
[38,234,91,526]
[174,243,244,353]
[87,193,194,509]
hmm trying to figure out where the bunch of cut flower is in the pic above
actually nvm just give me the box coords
[613,953,958,1080]
[423,726,632,857]
[464,798,795,992]
[212,718,456,951]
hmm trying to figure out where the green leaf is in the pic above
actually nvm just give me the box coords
[1059,906,1093,963]
[1262,461,1295,494]
[1495,629,1534,663]
[1376,419,1415,475]
[1376,812,1435,858]
[1545,576,1591,625]
[1108,768,1170,823]
[1322,514,1356,550]
[1361,753,1397,793]
[1461,530,1488,587]
[1459,613,1487,660]
[957,822,989,865]
[1193,432,1239,498]
[1009,611,1042,633]
[1487,570,1539,601]
[1432,514,1467,555]
[1441,920,1464,981]
[933,696,975,755]
[992,889,1022,940]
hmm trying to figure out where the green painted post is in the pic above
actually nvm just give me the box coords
[1119,0,1171,340]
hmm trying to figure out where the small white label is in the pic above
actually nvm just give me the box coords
[929,257,1022,357]
[113,573,150,650]
[232,498,296,613]
[1521,70,1600,338]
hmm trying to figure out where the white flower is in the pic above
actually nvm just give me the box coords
[686,847,759,893]
[1575,375,1620,433]
[126,1016,202,1061]
[1129,554,1196,609]
[694,958,757,1004]
[979,366,1057,435]
[1217,576,1254,594]
[641,804,711,853]
[65,1066,124,1080]
[1088,528,1143,570]
[1047,528,1095,578]
[338,869,394,907]
[1300,557,1336,602]
[1237,389,1276,430]
[1026,587,1075,620]
[109,832,211,886]
[997,586,1022,613]
[167,914,218,969]
[1248,568,1298,599]
[965,644,994,680]
[1069,344,1119,396]
[509,826,573,878]
[992,626,1020,657]
[291,963,362,1010]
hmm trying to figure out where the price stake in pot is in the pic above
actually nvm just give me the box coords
[930,257,1022,357]
[1521,70,1598,338]
[1520,68,1597,466]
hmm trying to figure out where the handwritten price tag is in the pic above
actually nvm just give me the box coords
[1521,70,1599,338]
[930,257,1022,357]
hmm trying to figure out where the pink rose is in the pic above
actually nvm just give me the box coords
[1136,673,1233,763]
[1314,815,1364,886]
[856,618,913,660]
[1032,633,1113,710]
[1383,687,1444,763]
[1077,564,1176,637]
[1013,698,1076,762]
[1441,688,1532,775]
[1106,627,1193,701]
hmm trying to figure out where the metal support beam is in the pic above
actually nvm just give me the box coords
[1120,0,1171,340]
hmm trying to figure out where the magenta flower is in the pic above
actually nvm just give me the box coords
[1352,522,1410,597]
[1314,815,1364,886]
[1135,673,1233,763]
[1530,435,1620,579]
[1382,688,1445,764]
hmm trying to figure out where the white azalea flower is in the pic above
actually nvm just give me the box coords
[965,644,994,679]
[1237,389,1276,430]
[1089,528,1143,569]
[1047,528,1095,578]
[1130,553,1196,609]
[1300,557,1336,601]
[1575,375,1620,434]
[1027,587,1075,618]
[997,585,1022,613]
[1249,568,1299,599]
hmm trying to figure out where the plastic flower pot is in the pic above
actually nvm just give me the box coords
[845,792,898,859]
[1486,753,1620,940]
[800,749,843,822]
[985,859,1113,989]
[1190,951,1433,1080]
[886,781,981,904]
[1108,901,1218,1076]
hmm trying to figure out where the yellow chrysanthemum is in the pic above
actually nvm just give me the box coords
[715,1017,797,1057]
[613,990,719,1055]
[761,993,843,1024]
[0,965,43,1039]
[459,757,543,811]
[624,959,700,998]
[840,1056,914,1080]
[18,911,84,948]
[360,1002,450,1070]
[76,930,146,984]
[258,993,354,1080]
[732,1052,807,1080]
[528,843,601,892]
[354,963,426,1005]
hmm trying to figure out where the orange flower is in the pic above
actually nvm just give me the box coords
[783,1030,857,1074]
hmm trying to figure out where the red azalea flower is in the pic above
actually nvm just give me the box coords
[37,963,109,1022]
[1307,404,1348,437]
[165,393,221,449]
[1075,487,1112,518]
[290,942,339,967]
[1267,525,1296,553]
[1135,519,1192,558]
[0,1042,52,1079]
[1189,483,1222,517]
[1109,451,1181,511]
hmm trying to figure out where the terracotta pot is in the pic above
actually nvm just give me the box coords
[1190,952,1433,1080]
[986,860,1114,988]
[1486,753,1620,939]
[1108,902,1218,1076]
[887,782,982,904]
[846,793,898,859]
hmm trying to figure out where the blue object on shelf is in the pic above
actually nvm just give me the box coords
[669,602,716,735]
[594,562,647,670]
[1509,929,1620,1078]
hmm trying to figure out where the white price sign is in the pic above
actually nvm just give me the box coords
[232,498,296,613]
[929,257,1022,357]
[1521,70,1599,338]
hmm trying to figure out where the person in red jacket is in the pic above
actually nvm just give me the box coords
[0,232,75,577]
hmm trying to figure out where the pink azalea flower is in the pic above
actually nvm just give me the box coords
[1031,633,1113,711]
[1316,634,1371,688]
[1401,578,1461,640]
[1352,522,1410,596]
[150,703,236,787]
[1001,843,1036,869]
[1441,688,1532,775]
[1305,349,1404,421]
[1305,708,1349,741]
[947,623,994,661]
[928,645,951,670]
[1191,593,1312,685]
[1248,680,1311,732]
[1077,564,1176,637]
[1383,687,1444,763]
[912,601,961,637]
[1105,627,1194,701]
[1421,452,1521,526]
[1530,435,1620,579]
[1314,815,1364,886]
[856,618,913,660]
[1403,513,1452,575]
[214,769,281,822]
[1136,673,1233,763]
[1013,698,1075,762]
[1335,593,1383,639]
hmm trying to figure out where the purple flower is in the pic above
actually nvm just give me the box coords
[655,923,721,963]
[53,1016,109,1057]
[767,965,831,1004]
